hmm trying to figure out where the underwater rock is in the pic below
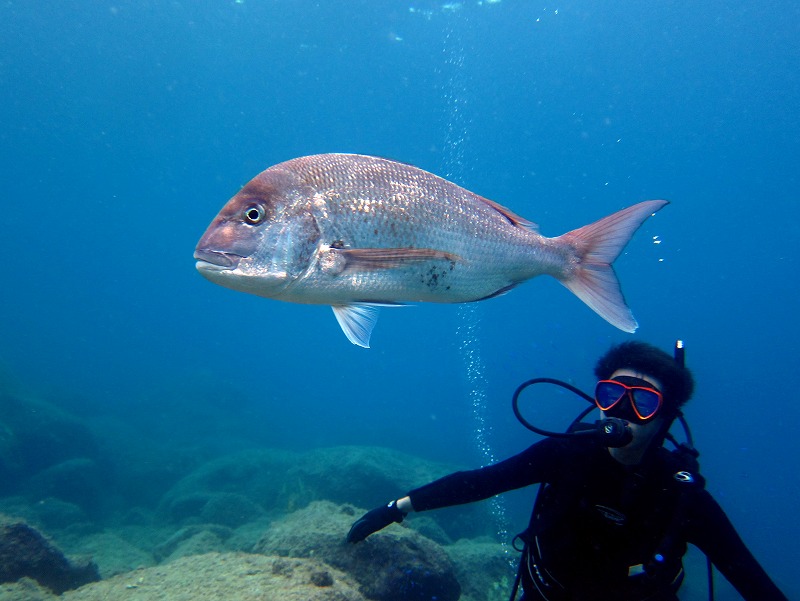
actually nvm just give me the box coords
[445,538,516,601]
[159,490,266,528]
[404,513,455,546]
[24,458,104,515]
[163,529,227,563]
[0,392,98,498]
[253,500,461,601]
[0,577,58,601]
[66,531,155,578]
[201,492,265,527]
[0,496,88,533]
[157,448,298,523]
[153,523,233,561]
[117,506,154,527]
[300,446,495,540]
[57,552,368,601]
[158,446,453,518]
[159,491,213,523]
[158,445,496,539]
[0,515,100,594]
[28,497,89,531]
[227,516,274,552]
[298,446,455,508]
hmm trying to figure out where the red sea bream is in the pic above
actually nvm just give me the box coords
[194,153,667,347]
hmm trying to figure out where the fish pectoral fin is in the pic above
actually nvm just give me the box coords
[331,303,385,348]
[338,247,459,272]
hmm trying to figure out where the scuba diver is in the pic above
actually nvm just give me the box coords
[346,341,787,600]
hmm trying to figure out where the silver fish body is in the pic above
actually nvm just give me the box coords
[195,153,667,347]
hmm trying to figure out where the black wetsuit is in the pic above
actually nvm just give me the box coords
[408,436,786,601]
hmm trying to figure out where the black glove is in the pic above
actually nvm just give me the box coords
[346,500,406,543]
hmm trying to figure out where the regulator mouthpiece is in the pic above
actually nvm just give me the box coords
[596,418,633,447]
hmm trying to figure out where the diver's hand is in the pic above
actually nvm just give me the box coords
[346,500,406,543]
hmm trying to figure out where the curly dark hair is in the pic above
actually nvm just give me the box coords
[594,341,695,411]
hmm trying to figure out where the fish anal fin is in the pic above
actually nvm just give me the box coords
[473,283,519,301]
[339,247,459,272]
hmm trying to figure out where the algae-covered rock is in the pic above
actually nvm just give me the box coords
[59,552,367,601]
[23,459,104,515]
[200,492,265,527]
[157,449,297,524]
[0,515,99,594]
[0,392,99,500]
[158,446,454,519]
[296,446,455,509]
[0,577,58,601]
[160,490,266,528]
[158,445,496,540]
[67,531,155,578]
[445,538,517,601]
[0,496,88,533]
[254,500,461,601]
[153,524,234,561]
[162,529,228,563]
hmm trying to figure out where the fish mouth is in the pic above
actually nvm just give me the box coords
[194,249,242,271]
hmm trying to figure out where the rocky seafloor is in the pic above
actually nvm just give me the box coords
[0,385,517,600]
[1,448,516,601]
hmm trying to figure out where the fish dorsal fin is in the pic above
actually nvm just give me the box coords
[478,196,539,231]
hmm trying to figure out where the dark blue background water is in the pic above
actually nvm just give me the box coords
[1,1,797,598]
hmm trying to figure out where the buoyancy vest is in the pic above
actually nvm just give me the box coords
[511,443,705,601]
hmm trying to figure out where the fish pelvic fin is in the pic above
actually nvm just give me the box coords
[557,199,669,333]
[331,302,404,348]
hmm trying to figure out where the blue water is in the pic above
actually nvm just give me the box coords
[1,1,798,597]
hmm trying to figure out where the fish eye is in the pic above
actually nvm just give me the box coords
[243,204,265,224]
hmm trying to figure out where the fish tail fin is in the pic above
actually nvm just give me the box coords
[556,199,668,332]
